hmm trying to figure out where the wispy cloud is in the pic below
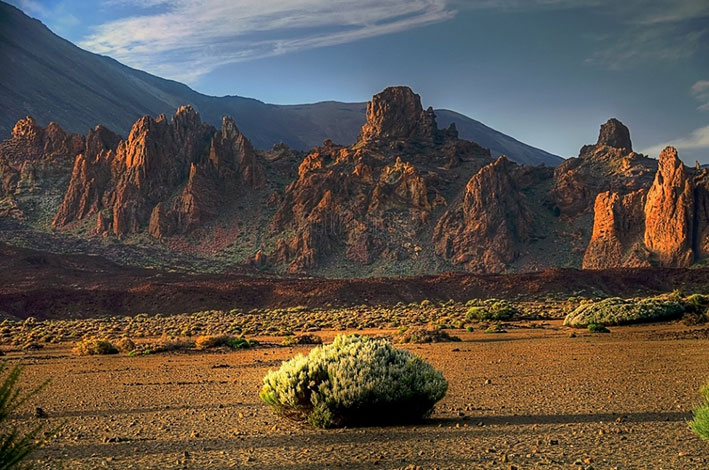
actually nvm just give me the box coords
[692,80,709,111]
[80,0,457,83]
[641,125,709,158]
[584,0,708,70]
[73,0,709,82]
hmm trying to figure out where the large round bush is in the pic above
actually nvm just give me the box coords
[563,297,684,327]
[259,334,448,428]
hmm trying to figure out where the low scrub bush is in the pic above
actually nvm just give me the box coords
[483,323,507,334]
[73,338,118,355]
[466,301,518,322]
[690,382,709,440]
[114,337,136,353]
[281,334,323,346]
[587,323,610,333]
[392,325,460,344]
[195,335,256,350]
[227,336,257,349]
[260,334,448,428]
[563,297,684,327]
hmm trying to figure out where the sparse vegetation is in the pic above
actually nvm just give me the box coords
[73,338,118,355]
[466,300,518,321]
[483,323,507,334]
[392,325,460,344]
[563,297,685,327]
[195,335,256,350]
[281,334,322,346]
[260,334,448,428]
[0,361,50,469]
[690,381,709,440]
[587,323,610,333]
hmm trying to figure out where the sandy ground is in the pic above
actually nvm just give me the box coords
[5,321,709,470]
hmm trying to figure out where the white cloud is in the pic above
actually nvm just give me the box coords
[80,0,457,83]
[641,126,709,158]
[692,80,709,111]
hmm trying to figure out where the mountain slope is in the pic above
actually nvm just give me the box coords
[0,1,561,166]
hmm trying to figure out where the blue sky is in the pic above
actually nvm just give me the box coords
[9,0,709,163]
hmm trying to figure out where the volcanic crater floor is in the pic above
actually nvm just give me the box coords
[5,321,709,470]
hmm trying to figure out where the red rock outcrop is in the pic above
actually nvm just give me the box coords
[268,86,491,272]
[582,190,650,269]
[53,126,120,226]
[0,118,86,220]
[53,108,265,238]
[433,156,533,273]
[359,87,438,144]
[583,146,699,268]
[4,117,84,164]
[643,146,694,267]
[596,118,632,151]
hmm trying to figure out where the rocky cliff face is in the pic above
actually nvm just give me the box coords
[267,86,490,272]
[582,190,649,269]
[643,147,694,267]
[0,117,84,220]
[433,156,533,272]
[53,107,264,238]
[583,146,701,269]
[3,87,708,276]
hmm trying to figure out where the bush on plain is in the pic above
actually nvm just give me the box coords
[260,334,448,428]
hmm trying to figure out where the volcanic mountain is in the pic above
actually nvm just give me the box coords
[1,84,708,276]
[0,0,560,167]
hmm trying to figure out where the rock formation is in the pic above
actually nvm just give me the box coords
[583,146,699,269]
[596,118,632,151]
[53,107,265,238]
[0,118,85,220]
[582,190,649,269]
[2,87,708,276]
[643,147,694,267]
[433,156,533,272]
[267,86,491,272]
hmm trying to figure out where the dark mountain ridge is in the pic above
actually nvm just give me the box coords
[0,1,561,166]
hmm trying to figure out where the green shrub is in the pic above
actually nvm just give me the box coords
[467,301,517,321]
[563,297,684,327]
[691,381,709,440]
[392,326,460,344]
[281,334,323,346]
[196,335,256,350]
[73,338,118,355]
[587,323,610,333]
[227,337,257,349]
[685,294,709,315]
[1,361,50,469]
[465,307,488,321]
[260,334,448,428]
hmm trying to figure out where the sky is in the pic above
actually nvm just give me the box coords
[9,0,709,163]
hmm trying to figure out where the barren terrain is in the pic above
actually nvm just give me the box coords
[4,321,709,469]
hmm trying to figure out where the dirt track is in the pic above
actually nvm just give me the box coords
[4,321,709,469]
[2,243,709,319]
